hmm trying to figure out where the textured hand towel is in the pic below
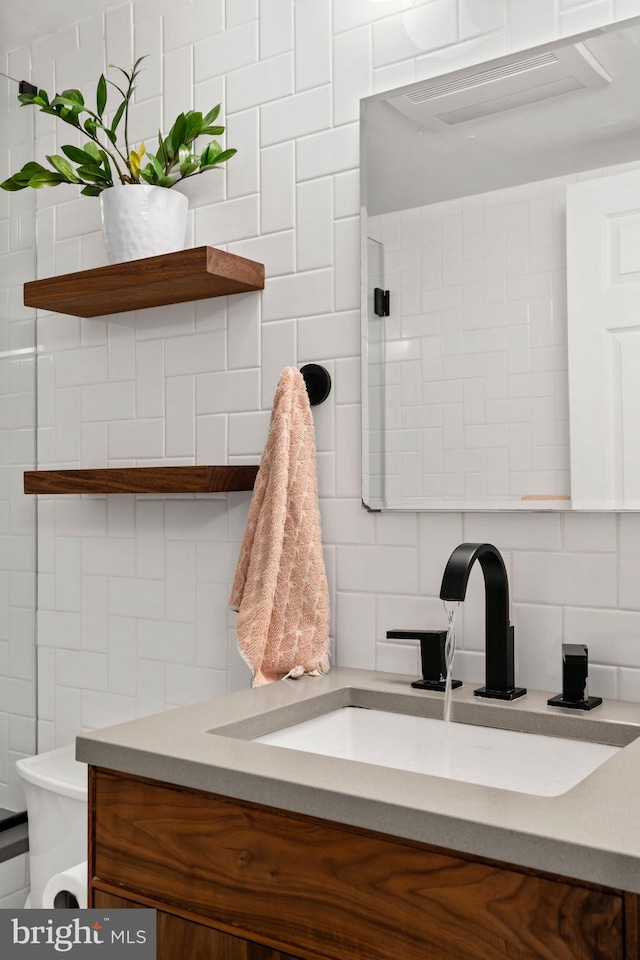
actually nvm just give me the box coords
[230,367,330,686]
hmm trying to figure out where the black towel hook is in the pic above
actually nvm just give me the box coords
[300,364,331,406]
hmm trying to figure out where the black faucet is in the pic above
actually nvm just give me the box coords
[440,542,526,701]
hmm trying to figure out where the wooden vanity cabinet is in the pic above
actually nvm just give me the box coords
[88,767,637,960]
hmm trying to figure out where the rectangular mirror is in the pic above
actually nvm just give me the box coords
[361,16,640,511]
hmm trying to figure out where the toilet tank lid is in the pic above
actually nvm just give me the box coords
[15,744,88,801]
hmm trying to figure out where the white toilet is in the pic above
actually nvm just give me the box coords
[15,744,88,908]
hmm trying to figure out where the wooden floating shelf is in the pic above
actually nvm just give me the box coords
[23,465,259,495]
[23,246,265,318]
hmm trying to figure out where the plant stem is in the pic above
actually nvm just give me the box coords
[85,131,125,184]
[123,72,135,172]
[58,90,132,183]
[107,138,131,175]
[84,109,133,182]
[53,107,125,185]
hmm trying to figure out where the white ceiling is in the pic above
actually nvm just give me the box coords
[1,0,115,55]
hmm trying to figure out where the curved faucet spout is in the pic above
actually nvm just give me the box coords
[440,542,526,702]
[440,542,508,605]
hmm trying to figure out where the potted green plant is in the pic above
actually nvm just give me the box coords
[1,57,237,264]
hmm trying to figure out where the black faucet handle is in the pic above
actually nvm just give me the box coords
[563,644,589,701]
[547,643,602,711]
[386,629,462,692]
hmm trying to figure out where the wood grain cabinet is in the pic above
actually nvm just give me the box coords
[89,767,637,960]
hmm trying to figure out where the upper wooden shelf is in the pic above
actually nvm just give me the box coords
[24,465,259,495]
[23,246,265,318]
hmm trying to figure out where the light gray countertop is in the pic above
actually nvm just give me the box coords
[76,668,640,893]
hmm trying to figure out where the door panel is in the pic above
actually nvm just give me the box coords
[567,169,640,507]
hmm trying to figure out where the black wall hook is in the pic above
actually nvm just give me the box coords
[300,364,331,406]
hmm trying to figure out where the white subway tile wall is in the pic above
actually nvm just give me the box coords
[0,5,640,895]
[0,63,37,818]
[0,852,29,908]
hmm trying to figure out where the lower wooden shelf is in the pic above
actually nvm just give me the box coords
[23,465,259,495]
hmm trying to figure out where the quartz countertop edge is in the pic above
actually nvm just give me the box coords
[76,667,640,894]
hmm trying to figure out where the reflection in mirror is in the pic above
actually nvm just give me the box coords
[361,18,640,511]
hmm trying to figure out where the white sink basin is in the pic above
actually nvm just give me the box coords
[253,707,619,797]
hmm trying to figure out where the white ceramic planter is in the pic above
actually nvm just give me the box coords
[100,184,188,264]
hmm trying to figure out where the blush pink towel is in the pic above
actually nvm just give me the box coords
[230,367,330,686]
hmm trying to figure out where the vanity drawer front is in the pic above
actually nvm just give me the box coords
[93,889,306,960]
[91,768,624,960]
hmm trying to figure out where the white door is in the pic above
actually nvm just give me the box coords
[566,168,640,508]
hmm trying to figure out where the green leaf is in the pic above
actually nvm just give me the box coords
[28,171,65,188]
[206,148,237,166]
[57,106,82,128]
[18,161,49,178]
[106,78,127,99]
[156,131,168,167]
[110,100,126,133]
[184,111,203,144]
[201,141,221,165]
[76,165,111,183]
[103,127,117,145]
[201,126,225,136]
[140,162,159,184]
[98,150,112,181]
[157,175,177,187]
[111,65,132,83]
[178,145,191,166]
[139,166,156,185]
[96,74,107,117]
[17,87,50,108]
[1,176,27,191]
[52,95,84,110]
[162,133,174,164]
[148,154,165,180]
[84,142,101,162]
[203,104,220,126]
[60,88,85,106]
[179,161,200,178]
[62,144,98,166]
[168,114,187,155]
[9,162,49,186]
[46,154,79,182]
[80,185,103,197]
[84,118,99,136]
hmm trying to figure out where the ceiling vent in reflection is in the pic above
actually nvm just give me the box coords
[388,43,611,128]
